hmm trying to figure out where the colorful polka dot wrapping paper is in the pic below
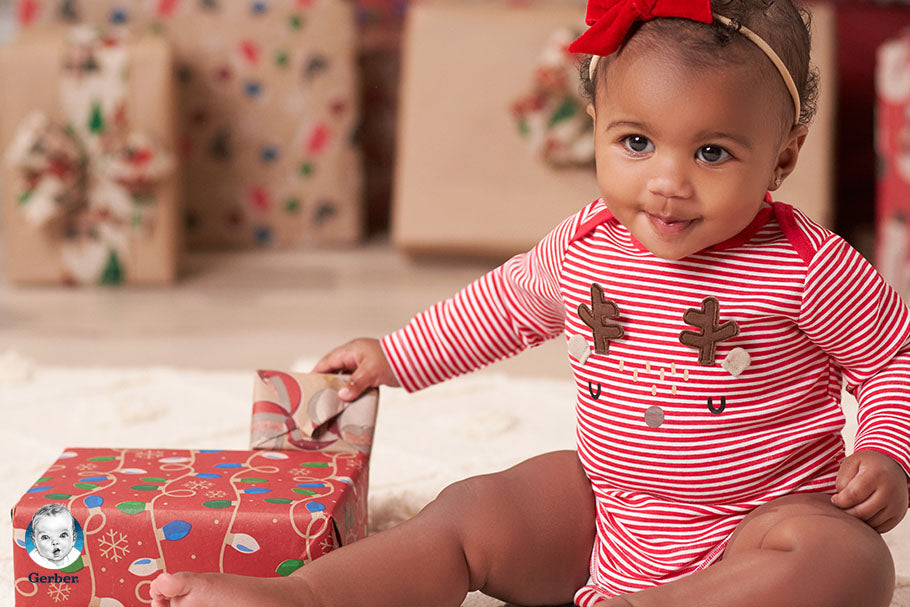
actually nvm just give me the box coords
[14,0,363,249]
[12,447,369,606]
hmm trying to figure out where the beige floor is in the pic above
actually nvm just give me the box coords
[0,241,568,377]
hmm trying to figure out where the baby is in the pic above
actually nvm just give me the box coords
[151,0,910,605]
[28,504,80,570]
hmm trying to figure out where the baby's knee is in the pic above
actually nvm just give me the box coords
[768,504,895,606]
[430,473,509,549]
[428,473,520,588]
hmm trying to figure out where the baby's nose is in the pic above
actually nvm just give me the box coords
[647,157,694,200]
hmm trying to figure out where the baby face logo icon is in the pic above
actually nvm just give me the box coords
[27,504,83,570]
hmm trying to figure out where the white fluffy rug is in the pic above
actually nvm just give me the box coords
[2,350,909,606]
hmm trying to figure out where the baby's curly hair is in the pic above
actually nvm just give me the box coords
[579,0,819,126]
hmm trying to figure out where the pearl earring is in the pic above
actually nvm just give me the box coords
[774,175,782,188]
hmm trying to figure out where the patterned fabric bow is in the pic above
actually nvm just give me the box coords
[4,112,86,228]
[568,0,713,56]
[6,114,171,229]
[2,26,173,285]
[251,370,378,454]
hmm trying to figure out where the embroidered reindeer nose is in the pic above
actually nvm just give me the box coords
[679,296,739,366]
[578,283,624,355]
[644,405,665,428]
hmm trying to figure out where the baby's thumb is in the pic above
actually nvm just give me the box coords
[338,371,370,401]
[831,454,862,508]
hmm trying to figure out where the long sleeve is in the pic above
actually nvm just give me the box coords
[799,234,910,475]
[380,210,584,392]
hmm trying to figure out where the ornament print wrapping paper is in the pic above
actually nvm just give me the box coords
[12,447,369,606]
[251,370,379,454]
[0,26,180,284]
[13,0,363,249]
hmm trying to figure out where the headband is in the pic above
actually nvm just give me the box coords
[569,0,801,124]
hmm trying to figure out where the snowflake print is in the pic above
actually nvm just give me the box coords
[47,582,70,603]
[183,479,213,492]
[134,449,164,460]
[320,536,336,552]
[99,528,130,562]
[206,489,226,499]
[76,462,98,472]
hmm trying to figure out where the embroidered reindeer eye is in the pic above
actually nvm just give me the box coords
[707,396,726,414]
[588,382,602,400]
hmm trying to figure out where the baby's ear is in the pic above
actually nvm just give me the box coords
[773,124,809,187]
[586,103,596,122]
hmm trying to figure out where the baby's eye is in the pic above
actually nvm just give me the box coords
[696,145,731,163]
[60,532,69,539]
[622,135,654,155]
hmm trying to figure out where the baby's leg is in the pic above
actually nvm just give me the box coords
[599,493,894,607]
[150,450,596,607]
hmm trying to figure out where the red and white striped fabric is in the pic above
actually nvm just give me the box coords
[380,199,910,603]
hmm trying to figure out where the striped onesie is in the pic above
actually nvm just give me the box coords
[380,199,910,604]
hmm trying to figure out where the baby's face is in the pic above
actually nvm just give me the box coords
[587,43,805,260]
[33,512,75,563]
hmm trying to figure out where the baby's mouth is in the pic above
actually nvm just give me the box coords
[646,212,695,236]
[52,547,61,558]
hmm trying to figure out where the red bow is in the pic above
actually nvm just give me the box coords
[568,0,713,56]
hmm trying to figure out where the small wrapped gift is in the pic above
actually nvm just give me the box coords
[251,370,379,454]
[11,447,368,606]
[0,26,179,285]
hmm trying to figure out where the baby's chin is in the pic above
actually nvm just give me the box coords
[41,547,70,562]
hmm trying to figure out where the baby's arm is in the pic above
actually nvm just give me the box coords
[313,338,399,401]
[832,449,909,533]
[798,235,910,533]
[316,208,588,400]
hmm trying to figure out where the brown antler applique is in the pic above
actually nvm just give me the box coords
[578,283,624,355]
[679,296,739,366]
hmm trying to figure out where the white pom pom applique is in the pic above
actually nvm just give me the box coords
[722,347,752,377]
[568,334,592,365]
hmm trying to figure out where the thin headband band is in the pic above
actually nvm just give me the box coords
[587,13,801,125]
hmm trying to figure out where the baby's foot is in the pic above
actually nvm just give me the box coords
[150,571,314,607]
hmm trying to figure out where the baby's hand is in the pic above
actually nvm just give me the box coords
[831,449,909,533]
[313,337,400,401]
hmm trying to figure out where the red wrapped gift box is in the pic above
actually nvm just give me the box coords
[11,447,368,606]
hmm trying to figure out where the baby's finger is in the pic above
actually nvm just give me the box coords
[313,346,358,374]
[835,454,861,493]
[337,375,362,401]
[832,473,876,510]
[868,509,895,532]
[337,369,376,401]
